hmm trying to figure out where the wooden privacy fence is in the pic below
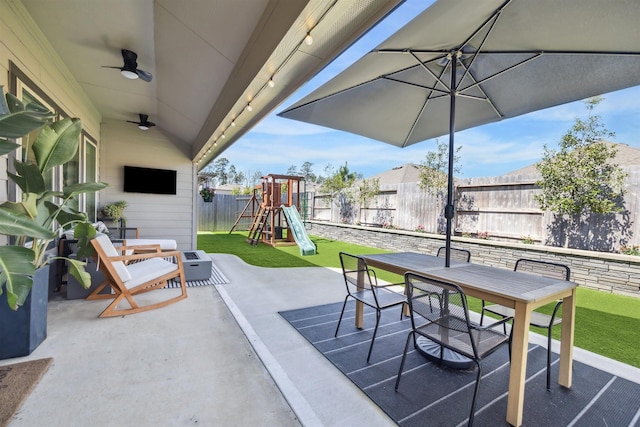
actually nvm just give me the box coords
[199,168,640,252]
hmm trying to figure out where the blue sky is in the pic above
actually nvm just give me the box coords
[220,0,640,180]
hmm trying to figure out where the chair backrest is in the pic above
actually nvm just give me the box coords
[436,246,471,262]
[92,234,132,282]
[514,258,570,281]
[404,272,477,358]
[339,252,375,292]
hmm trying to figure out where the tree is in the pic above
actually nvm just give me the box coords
[320,163,361,223]
[418,139,461,195]
[535,96,627,248]
[287,165,298,176]
[357,178,380,224]
[227,165,238,184]
[233,171,245,185]
[213,157,229,185]
[417,139,461,233]
[300,161,316,183]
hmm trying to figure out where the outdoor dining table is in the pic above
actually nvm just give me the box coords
[358,252,577,427]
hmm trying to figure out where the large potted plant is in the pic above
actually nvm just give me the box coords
[0,86,107,358]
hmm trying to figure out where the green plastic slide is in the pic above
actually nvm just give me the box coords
[281,205,316,256]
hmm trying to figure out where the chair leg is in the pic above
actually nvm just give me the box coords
[395,331,414,391]
[468,361,482,427]
[334,296,349,337]
[546,326,552,390]
[366,309,381,363]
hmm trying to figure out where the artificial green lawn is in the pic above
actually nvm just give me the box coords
[199,231,640,368]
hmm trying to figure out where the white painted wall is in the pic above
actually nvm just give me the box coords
[100,120,196,250]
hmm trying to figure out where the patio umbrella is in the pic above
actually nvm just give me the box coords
[278,0,640,266]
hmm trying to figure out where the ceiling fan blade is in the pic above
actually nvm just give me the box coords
[136,69,153,82]
[146,121,156,127]
[126,120,139,124]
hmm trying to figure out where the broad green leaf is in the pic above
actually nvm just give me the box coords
[0,140,20,156]
[44,200,86,227]
[67,258,91,289]
[63,181,109,198]
[74,222,97,259]
[0,246,35,310]
[0,88,54,139]
[11,159,46,194]
[33,117,82,173]
[0,206,57,239]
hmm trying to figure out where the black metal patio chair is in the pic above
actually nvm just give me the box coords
[396,272,510,426]
[334,252,407,363]
[480,258,571,389]
[436,246,471,262]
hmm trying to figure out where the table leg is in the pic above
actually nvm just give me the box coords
[506,302,532,427]
[559,288,576,388]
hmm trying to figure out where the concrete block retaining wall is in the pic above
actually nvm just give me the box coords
[308,221,640,298]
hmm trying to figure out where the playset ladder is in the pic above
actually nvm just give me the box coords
[247,206,270,245]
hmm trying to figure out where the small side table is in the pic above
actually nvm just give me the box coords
[181,250,212,281]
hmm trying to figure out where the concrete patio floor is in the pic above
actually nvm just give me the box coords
[2,253,639,426]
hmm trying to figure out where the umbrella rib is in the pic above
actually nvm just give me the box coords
[402,53,452,147]
[409,51,451,93]
[382,76,449,96]
[456,0,507,92]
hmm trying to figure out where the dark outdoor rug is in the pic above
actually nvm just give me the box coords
[280,301,640,427]
[0,357,52,427]
[165,261,229,288]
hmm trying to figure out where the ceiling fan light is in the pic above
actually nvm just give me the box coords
[138,125,149,130]
[121,69,139,79]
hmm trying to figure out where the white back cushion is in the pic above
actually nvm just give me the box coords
[94,234,132,282]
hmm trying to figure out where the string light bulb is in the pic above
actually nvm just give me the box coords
[221,133,226,139]
[305,32,313,46]
[268,77,275,88]
[231,120,236,127]
[246,103,253,112]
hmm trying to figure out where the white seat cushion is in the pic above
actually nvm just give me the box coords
[124,258,178,289]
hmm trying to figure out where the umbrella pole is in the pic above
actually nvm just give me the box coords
[444,56,457,268]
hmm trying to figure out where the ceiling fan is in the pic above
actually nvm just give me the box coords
[103,49,152,82]
[127,114,156,130]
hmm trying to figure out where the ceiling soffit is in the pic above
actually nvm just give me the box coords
[194,0,405,169]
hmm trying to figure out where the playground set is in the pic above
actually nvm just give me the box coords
[230,174,316,255]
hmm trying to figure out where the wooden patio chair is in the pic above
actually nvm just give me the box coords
[87,234,188,318]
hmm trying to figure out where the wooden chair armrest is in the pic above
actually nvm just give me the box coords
[115,244,162,254]
[108,250,182,263]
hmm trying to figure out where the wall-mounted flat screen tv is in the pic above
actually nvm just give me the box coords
[123,166,177,195]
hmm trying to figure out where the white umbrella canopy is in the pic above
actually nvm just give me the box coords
[278,0,640,264]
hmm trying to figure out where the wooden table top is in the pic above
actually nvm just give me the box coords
[361,252,577,305]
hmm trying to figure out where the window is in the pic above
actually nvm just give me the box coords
[10,62,99,221]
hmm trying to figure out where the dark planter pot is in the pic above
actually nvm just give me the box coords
[66,258,108,299]
[0,264,49,360]
[202,196,213,203]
